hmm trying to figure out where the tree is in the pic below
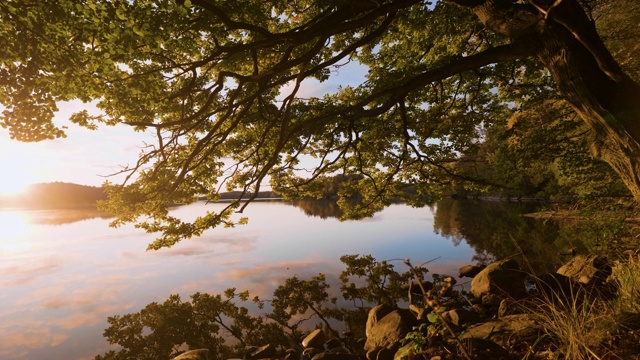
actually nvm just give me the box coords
[1,0,639,247]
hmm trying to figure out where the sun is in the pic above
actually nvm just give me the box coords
[0,176,29,196]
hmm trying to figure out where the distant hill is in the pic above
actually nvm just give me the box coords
[0,182,282,209]
[0,182,107,209]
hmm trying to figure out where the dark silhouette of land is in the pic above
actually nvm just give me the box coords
[0,182,107,209]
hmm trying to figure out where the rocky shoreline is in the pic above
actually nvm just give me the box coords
[171,253,638,360]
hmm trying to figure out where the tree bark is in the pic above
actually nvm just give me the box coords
[452,0,640,199]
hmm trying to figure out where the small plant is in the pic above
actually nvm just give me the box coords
[530,277,617,360]
[399,323,430,356]
[611,253,640,314]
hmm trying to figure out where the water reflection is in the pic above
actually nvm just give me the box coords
[0,211,30,243]
[290,199,344,219]
[434,199,578,273]
[0,199,592,360]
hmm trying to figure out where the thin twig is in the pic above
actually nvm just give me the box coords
[404,259,472,360]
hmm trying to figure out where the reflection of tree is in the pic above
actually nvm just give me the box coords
[289,199,344,219]
[96,255,408,359]
[27,208,113,226]
[434,199,576,273]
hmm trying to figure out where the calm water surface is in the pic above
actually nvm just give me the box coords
[0,200,573,359]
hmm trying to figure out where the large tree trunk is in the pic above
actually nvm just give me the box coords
[452,0,640,199]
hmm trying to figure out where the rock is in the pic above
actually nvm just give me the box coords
[534,272,575,298]
[376,347,395,360]
[244,346,259,360]
[249,344,275,359]
[459,338,510,360]
[470,259,527,299]
[173,349,209,360]
[325,338,342,350]
[311,352,360,360]
[285,349,300,360]
[498,298,523,317]
[471,304,489,316]
[366,349,379,360]
[303,329,326,349]
[458,264,486,278]
[481,293,502,307]
[461,314,541,348]
[364,308,419,355]
[557,255,612,286]
[354,338,366,354]
[303,348,323,360]
[366,304,394,337]
[327,345,350,354]
[446,308,480,327]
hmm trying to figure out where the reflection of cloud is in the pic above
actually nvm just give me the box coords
[13,276,130,310]
[122,234,258,260]
[174,280,213,294]
[0,257,63,287]
[0,329,69,358]
[50,302,135,329]
[215,260,329,297]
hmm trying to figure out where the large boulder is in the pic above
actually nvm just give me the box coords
[470,259,527,299]
[248,344,276,359]
[364,308,418,360]
[365,304,394,338]
[303,329,326,349]
[311,353,360,360]
[445,308,480,327]
[557,255,612,286]
[461,314,540,348]
[458,264,486,278]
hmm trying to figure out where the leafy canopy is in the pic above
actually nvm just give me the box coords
[1,0,636,247]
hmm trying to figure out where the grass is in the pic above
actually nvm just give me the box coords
[524,252,640,360]
[611,253,640,314]
[531,284,615,359]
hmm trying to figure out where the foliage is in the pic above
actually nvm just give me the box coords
[2,0,640,246]
[399,323,430,357]
[268,274,343,336]
[95,253,413,359]
[339,254,414,307]
[611,253,640,314]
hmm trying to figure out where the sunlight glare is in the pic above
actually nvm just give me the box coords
[0,176,29,196]
[0,211,31,251]
[0,141,39,196]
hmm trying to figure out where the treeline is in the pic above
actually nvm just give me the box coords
[200,191,280,201]
[0,182,107,209]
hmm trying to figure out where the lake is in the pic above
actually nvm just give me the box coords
[0,199,579,359]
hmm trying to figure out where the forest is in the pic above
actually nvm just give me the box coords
[2,0,640,358]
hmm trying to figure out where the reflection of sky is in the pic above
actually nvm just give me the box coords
[0,202,475,359]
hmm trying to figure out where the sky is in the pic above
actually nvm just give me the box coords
[0,100,154,194]
[0,62,368,195]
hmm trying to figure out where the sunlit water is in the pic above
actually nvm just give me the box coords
[0,200,569,360]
